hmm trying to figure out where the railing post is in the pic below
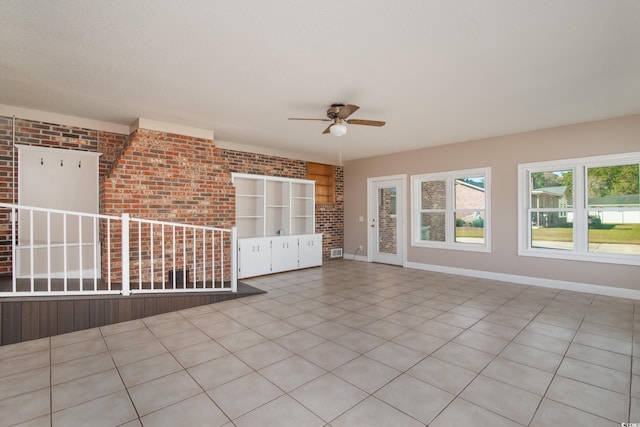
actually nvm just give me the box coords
[11,208,17,293]
[231,226,237,292]
[121,213,130,296]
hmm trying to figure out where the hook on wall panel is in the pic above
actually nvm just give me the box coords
[78,161,81,168]
[40,158,43,165]
[60,160,63,167]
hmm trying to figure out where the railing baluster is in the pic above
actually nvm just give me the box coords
[192,228,196,289]
[183,227,186,288]
[29,209,34,292]
[172,225,176,288]
[107,218,111,291]
[150,223,154,289]
[121,213,130,296]
[78,214,83,291]
[161,224,165,290]
[202,229,206,289]
[211,230,216,289]
[220,230,224,289]
[11,208,16,293]
[138,220,142,290]
[93,217,98,291]
[47,211,51,292]
[231,227,237,292]
[63,213,67,292]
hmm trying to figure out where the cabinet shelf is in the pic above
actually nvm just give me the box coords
[232,173,315,238]
[233,173,321,278]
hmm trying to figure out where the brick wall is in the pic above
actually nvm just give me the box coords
[101,129,236,282]
[0,116,127,274]
[222,149,307,179]
[0,116,345,276]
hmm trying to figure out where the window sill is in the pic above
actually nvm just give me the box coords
[412,240,491,253]
[519,248,640,266]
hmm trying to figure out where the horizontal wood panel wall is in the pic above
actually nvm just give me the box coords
[0,286,263,345]
[307,162,335,204]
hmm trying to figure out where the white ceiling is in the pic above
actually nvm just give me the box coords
[1,1,639,163]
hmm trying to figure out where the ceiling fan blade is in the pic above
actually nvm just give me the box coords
[337,104,360,119]
[322,124,332,134]
[288,118,331,121]
[346,119,386,127]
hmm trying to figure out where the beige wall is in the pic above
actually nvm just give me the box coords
[344,114,640,292]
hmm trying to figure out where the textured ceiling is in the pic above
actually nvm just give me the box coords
[1,0,639,163]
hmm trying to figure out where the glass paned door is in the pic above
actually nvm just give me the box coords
[369,176,404,266]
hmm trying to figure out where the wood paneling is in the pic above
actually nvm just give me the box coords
[73,300,90,331]
[90,300,106,328]
[0,283,264,345]
[21,302,40,341]
[2,302,21,345]
[39,301,57,338]
[57,301,74,335]
[308,162,335,204]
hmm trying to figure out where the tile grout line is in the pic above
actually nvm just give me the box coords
[49,337,52,427]
[524,293,591,427]
[428,282,549,426]
[100,322,142,425]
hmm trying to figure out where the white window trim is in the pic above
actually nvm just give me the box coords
[518,152,640,266]
[411,167,491,253]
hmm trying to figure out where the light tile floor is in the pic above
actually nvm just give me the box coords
[0,260,637,426]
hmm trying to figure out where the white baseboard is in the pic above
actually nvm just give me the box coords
[405,261,640,300]
[342,253,369,262]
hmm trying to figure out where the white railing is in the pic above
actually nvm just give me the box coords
[127,215,237,294]
[0,203,237,297]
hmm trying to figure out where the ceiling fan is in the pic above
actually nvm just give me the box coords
[288,103,385,136]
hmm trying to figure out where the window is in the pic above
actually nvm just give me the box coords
[412,168,491,252]
[518,153,640,265]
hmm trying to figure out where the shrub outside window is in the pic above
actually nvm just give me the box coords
[412,168,491,252]
[518,153,640,266]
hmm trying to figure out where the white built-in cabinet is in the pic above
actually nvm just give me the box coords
[17,145,100,278]
[232,173,322,279]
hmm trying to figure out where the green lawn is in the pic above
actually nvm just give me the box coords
[456,227,484,238]
[532,223,640,244]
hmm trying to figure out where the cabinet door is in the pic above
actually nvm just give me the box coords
[238,238,271,279]
[298,234,322,269]
[271,236,299,273]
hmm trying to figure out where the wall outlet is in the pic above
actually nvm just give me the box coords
[358,245,363,251]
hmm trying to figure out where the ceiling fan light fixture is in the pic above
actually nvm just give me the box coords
[329,122,347,137]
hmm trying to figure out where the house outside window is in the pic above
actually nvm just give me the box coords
[412,168,491,252]
[518,152,640,266]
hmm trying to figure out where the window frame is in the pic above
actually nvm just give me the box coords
[518,152,640,266]
[411,167,491,253]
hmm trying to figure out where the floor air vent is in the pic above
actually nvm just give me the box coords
[330,248,343,258]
